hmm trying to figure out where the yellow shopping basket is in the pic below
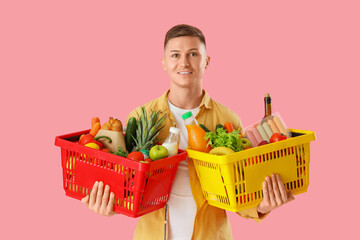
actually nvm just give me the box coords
[186,129,316,212]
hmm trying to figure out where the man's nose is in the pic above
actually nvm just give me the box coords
[179,55,190,68]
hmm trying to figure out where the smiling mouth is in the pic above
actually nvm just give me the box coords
[178,71,193,75]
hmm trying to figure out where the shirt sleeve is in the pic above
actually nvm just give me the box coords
[236,207,270,223]
[125,106,142,125]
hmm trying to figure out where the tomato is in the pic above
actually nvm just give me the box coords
[270,133,287,143]
[126,151,144,162]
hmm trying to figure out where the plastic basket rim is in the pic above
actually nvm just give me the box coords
[186,128,316,164]
[54,129,187,172]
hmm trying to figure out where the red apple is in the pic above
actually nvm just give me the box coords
[258,140,269,146]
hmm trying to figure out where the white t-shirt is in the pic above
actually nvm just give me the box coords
[166,99,199,240]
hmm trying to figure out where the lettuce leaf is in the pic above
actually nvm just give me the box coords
[204,128,243,152]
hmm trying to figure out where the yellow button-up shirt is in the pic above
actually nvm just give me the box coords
[126,90,267,240]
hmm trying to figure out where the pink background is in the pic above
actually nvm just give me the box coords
[1,0,359,239]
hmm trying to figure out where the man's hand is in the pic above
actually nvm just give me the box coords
[257,174,295,214]
[81,181,117,217]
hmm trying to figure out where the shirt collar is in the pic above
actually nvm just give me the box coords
[162,89,212,110]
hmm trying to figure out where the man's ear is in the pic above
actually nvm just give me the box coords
[161,57,166,70]
[205,56,210,69]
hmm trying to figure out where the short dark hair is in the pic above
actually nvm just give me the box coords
[164,24,206,49]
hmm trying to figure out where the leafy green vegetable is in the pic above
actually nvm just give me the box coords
[112,146,128,157]
[205,128,243,152]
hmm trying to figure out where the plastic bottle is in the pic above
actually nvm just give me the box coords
[162,127,180,157]
[182,111,211,153]
[141,149,150,159]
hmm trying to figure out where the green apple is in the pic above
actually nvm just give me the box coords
[240,138,252,149]
[149,145,169,161]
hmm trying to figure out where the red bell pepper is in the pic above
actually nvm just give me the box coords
[79,134,112,149]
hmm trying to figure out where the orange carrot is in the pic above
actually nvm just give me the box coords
[223,122,234,133]
[91,117,100,128]
[89,122,101,137]
[79,134,86,143]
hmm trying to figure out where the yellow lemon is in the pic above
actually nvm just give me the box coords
[84,142,100,150]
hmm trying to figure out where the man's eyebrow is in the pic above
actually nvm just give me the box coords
[169,48,199,52]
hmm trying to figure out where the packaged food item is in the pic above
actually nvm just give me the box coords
[182,111,211,153]
[95,117,127,153]
[243,113,291,147]
[162,127,180,157]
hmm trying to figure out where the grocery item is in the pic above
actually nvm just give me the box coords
[125,117,138,152]
[267,119,280,134]
[209,146,235,155]
[91,117,100,128]
[141,149,150,160]
[96,129,127,153]
[133,106,166,152]
[101,117,123,131]
[204,127,242,152]
[243,113,291,146]
[262,122,273,139]
[84,142,101,150]
[126,151,145,162]
[239,138,252,149]
[256,124,269,142]
[199,124,210,132]
[149,145,169,161]
[223,122,234,133]
[258,140,269,146]
[112,146,128,157]
[215,124,225,131]
[183,111,212,153]
[263,93,272,118]
[273,115,289,137]
[244,129,258,147]
[251,127,263,146]
[162,127,180,157]
[270,132,287,143]
[244,127,263,147]
[89,122,101,136]
[79,134,112,149]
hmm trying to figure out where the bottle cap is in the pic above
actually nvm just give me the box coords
[141,149,149,156]
[169,127,180,135]
[182,111,193,120]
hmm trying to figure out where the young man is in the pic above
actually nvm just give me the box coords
[82,24,295,240]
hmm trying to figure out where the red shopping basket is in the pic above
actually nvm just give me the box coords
[55,129,187,218]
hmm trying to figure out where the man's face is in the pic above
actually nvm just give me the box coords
[162,36,209,89]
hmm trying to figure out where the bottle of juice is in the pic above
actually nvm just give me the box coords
[182,111,211,153]
[162,127,180,157]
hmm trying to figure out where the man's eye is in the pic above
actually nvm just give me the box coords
[172,53,179,58]
[190,52,198,56]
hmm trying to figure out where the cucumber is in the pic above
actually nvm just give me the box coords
[216,124,225,131]
[199,124,210,132]
[125,117,137,152]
